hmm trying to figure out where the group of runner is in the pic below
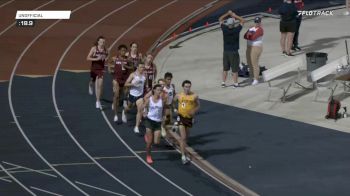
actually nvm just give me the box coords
[86,36,200,164]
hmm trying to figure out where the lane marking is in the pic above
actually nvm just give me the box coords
[0,0,15,8]
[30,186,63,196]
[3,161,57,178]
[8,1,98,195]
[75,181,126,196]
[0,163,35,195]
[52,1,142,196]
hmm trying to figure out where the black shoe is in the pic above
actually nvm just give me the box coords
[292,46,301,51]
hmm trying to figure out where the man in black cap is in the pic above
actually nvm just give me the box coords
[219,10,245,88]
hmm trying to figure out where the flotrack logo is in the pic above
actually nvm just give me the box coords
[298,10,334,16]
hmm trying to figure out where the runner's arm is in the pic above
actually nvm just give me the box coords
[86,47,100,61]
[124,73,135,87]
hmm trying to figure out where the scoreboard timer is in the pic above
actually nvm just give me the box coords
[16,19,35,27]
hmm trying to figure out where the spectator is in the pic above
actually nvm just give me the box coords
[292,0,304,51]
[244,16,264,85]
[219,10,245,88]
[279,0,298,56]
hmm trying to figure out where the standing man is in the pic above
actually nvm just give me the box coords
[174,80,200,164]
[219,10,245,88]
[292,0,304,51]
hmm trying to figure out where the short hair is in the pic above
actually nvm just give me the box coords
[182,80,191,87]
[152,84,162,94]
[157,78,165,83]
[136,60,144,67]
[164,72,173,79]
[130,42,138,47]
[118,44,127,51]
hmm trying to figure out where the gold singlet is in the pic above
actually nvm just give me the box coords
[178,92,196,118]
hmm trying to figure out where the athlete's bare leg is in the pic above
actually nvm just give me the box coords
[95,77,103,108]
[135,98,144,128]
[154,130,161,144]
[145,129,153,164]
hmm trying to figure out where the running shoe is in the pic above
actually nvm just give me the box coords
[89,84,93,95]
[96,101,101,109]
[146,155,153,164]
[161,127,166,137]
[134,126,140,134]
[113,115,118,122]
[122,110,127,123]
[181,155,190,165]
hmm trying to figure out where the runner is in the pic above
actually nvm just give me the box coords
[144,53,157,95]
[108,44,133,122]
[124,42,142,108]
[123,62,146,129]
[143,84,166,164]
[161,72,176,137]
[134,79,167,134]
[174,80,200,164]
[86,36,109,109]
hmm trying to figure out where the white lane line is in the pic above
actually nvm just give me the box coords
[8,1,97,195]
[0,0,15,8]
[0,177,12,183]
[30,186,63,196]
[0,0,55,36]
[52,1,142,196]
[93,155,136,160]
[102,0,193,195]
[52,162,95,167]
[0,163,35,195]
[75,181,126,196]
[134,150,177,154]
[0,168,53,176]
[0,166,20,171]
[109,0,177,51]
[2,161,57,178]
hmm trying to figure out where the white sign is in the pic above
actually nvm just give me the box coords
[15,11,71,19]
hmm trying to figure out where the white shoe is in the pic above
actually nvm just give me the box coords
[252,80,259,85]
[181,155,190,165]
[134,126,139,133]
[221,82,226,88]
[96,101,101,109]
[113,115,118,122]
[122,110,127,123]
[89,84,93,95]
[161,127,166,137]
[232,83,239,89]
